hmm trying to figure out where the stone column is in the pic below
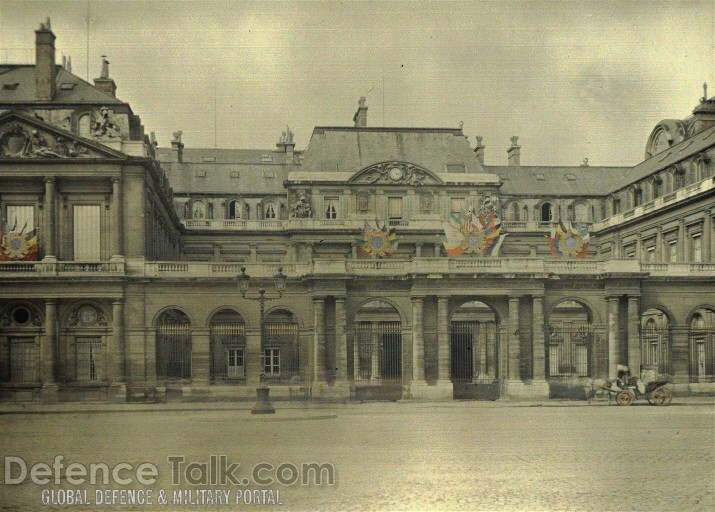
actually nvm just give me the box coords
[436,296,450,383]
[42,300,57,384]
[110,300,124,382]
[43,177,56,260]
[312,297,325,383]
[635,235,642,261]
[111,177,123,259]
[627,296,641,377]
[508,296,521,380]
[191,328,211,387]
[415,243,423,258]
[532,295,546,381]
[471,322,481,382]
[245,327,262,386]
[334,297,347,381]
[703,208,712,262]
[411,297,425,383]
[678,219,686,262]
[370,325,380,382]
[607,297,620,378]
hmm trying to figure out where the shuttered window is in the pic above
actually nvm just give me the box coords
[73,205,101,260]
[5,205,34,232]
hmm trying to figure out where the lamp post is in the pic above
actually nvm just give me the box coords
[238,266,286,414]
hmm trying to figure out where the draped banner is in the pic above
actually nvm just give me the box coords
[440,198,506,257]
[355,222,399,258]
[0,219,38,261]
[546,221,590,258]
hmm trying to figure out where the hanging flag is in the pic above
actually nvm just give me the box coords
[355,222,399,258]
[440,200,507,257]
[546,221,590,258]
[0,222,39,261]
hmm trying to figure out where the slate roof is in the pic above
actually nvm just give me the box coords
[487,165,630,196]
[0,65,124,105]
[156,148,294,195]
[300,126,486,174]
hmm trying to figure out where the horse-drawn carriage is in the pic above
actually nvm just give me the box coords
[601,365,673,406]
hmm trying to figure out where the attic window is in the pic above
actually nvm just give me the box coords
[195,170,207,178]
[263,170,275,178]
[565,173,577,181]
[261,154,272,163]
[230,170,240,179]
[446,163,466,172]
[535,173,545,181]
[201,156,216,162]
[2,83,19,90]
[59,83,76,90]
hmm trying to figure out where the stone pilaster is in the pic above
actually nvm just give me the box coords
[43,177,56,260]
[703,208,712,262]
[42,300,57,384]
[110,300,124,382]
[312,297,325,383]
[370,326,380,383]
[507,296,521,381]
[334,297,347,381]
[111,176,124,260]
[191,328,210,387]
[678,219,685,262]
[627,296,641,376]
[607,296,620,378]
[411,297,425,383]
[436,296,450,383]
[532,295,545,381]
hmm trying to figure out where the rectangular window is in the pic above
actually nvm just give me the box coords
[613,199,621,214]
[450,197,465,215]
[387,197,403,219]
[5,205,34,232]
[73,205,101,260]
[230,171,240,179]
[9,337,37,383]
[668,241,678,263]
[75,337,103,382]
[324,197,339,219]
[691,235,702,263]
[226,348,245,378]
[263,348,280,376]
[645,246,655,262]
[357,193,369,212]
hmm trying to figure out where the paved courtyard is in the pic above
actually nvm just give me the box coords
[0,401,713,511]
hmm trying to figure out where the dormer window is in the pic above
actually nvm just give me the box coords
[2,83,20,90]
[446,163,466,173]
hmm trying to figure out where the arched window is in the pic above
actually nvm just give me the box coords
[207,203,214,220]
[633,187,643,207]
[243,203,251,219]
[547,300,594,378]
[192,201,206,219]
[156,309,191,379]
[511,202,520,221]
[674,168,686,189]
[521,205,528,221]
[540,203,553,223]
[227,200,239,220]
[652,178,662,199]
[264,204,276,219]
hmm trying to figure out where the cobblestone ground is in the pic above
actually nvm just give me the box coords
[0,401,713,511]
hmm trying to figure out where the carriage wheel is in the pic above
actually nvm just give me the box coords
[647,387,673,406]
[615,390,634,406]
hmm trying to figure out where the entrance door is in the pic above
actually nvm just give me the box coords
[451,321,474,382]
[226,348,245,378]
[380,331,402,382]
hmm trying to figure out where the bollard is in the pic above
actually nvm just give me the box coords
[251,386,275,414]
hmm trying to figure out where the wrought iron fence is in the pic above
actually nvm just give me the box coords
[262,322,302,384]
[640,325,671,376]
[689,328,715,382]
[545,323,595,378]
[450,321,499,383]
[354,321,402,384]
[210,321,246,382]
[156,321,191,379]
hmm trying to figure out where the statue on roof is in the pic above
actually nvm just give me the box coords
[172,130,183,143]
[39,18,51,31]
[291,191,313,219]
[100,56,110,79]
[91,107,121,139]
[510,136,519,147]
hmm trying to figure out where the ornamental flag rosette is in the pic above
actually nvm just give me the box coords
[440,198,507,257]
[0,219,39,261]
[355,221,399,258]
[546,221,590,258]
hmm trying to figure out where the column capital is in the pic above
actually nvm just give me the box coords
[508,295,522,303]
[334,296,346,304]
[531,294,544,300]
[112,299,125,306]
[44,176,56,184]
[605,295,621,302]
[44,299,58,306]
[410,296,425,303]
[627,295,640,302]
[437,295,449,302]
[312,296,327,304]
[111,176,122,184]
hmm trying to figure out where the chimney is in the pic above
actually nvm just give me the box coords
[692,82,715,133]
[353,97,368,128]
[94,56,117,97]
[35,18,57,101]
[171,131,184,163]
[474,136,485,164]
[276,125,295,158]
[507,136,521,166]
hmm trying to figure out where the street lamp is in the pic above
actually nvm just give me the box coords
[238,266,286,414]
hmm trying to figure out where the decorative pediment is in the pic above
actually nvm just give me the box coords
[0,112,125,160]
[349,161,443,186]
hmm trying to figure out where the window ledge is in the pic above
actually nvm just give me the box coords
[0,382,42,389]
[62,381,110,388]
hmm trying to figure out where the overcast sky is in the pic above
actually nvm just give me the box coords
[1,0,713,166]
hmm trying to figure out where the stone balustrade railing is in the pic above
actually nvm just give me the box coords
[0,258,712,279]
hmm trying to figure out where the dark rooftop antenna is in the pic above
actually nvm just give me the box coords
[703,82,708,102]
[84,0,93,80]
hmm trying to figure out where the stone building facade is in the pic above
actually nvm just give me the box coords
[0,23,713,402]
